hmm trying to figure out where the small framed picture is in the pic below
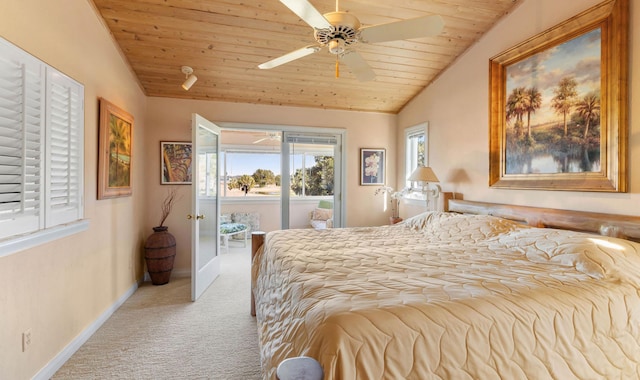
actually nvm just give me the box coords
[360,148,385,185]
[161,141,192,184]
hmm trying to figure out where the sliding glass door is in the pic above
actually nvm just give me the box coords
[281,132,343,229]
[217,126,344,232]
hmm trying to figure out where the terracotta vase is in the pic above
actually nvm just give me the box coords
[144,226,176,285]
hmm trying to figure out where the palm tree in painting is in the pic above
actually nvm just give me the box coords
[109,115,131,186]
[575,92,600,139]
[523,87,542,139]
[551,77,578,137]
[506,87,527,137]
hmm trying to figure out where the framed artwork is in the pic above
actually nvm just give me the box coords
[161,141,193,184]
[360,148,385,185]
[98,98,133,199]
[488,0,628,192]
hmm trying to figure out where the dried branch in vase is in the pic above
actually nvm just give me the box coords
[159,187,181,227]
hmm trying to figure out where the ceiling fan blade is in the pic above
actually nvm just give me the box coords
[341,51,376,82]
[258,45,321,69]
[360,14,444,44]
[279,0,332,29]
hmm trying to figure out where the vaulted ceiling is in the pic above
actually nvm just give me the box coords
[91,0,521,113]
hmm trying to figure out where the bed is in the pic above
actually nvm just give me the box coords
[251,199,640,379]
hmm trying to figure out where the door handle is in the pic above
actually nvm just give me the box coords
[187,214,205,220]
[197,214,205,220]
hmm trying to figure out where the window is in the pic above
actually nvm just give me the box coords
[405,123,427,188]
[0,38,85,256]
[217,126,344,229]
[220,150,282,197]
[198,150,218,197]
[289,145,335,198]
[219,146,335,199]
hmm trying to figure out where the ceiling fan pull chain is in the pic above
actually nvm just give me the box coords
[335,56,339,78]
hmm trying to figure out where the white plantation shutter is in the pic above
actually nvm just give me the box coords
[0,41,45,239]
[0,37,84,245]
[46,71,83,226]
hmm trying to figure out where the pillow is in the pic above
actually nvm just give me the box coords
[402,211,440,230]
[317,200,333,209]
[312,207,333,221]
[404,212,522,243]
[220,222,248,234]
[433,214,523,243]
[230,212,259,240]
[310,219,329,229]
[231,212,260,231]
[220,214,232,224]
[490,228,640,280]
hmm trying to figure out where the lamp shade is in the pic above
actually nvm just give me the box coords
[408,166,439,183]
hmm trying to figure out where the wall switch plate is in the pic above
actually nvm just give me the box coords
[22,329,32,352]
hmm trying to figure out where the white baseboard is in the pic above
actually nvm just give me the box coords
[143,269,190,282]
[171,269,191,278]
[33,281,139,380]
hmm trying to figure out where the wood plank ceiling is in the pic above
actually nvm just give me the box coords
[91,0,521,113]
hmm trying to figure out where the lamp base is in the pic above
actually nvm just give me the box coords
[389,216,403,225]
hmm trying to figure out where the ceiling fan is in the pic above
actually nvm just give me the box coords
[258,0,445,81]
[253,132,282,144]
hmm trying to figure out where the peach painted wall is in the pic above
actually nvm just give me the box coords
[2,0,635,378]
[145,97,398,273]
[0,0,147,378]
[398,0,639,216]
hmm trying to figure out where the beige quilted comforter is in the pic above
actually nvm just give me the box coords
[252,212,640,379]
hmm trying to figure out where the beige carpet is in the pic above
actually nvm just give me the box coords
[53,246,261,380]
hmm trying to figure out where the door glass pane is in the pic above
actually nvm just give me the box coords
[218,129,283,233]
[289,141,335,229]
[198,129,218,270]
[222,151,281,197]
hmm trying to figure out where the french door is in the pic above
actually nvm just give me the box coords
[191,114,221,301]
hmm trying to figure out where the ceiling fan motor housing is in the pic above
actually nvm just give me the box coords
[315,11,360,54]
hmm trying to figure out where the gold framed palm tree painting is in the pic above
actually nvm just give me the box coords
[98,98,133,199]
[489,0,628,192]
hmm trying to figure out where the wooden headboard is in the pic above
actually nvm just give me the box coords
[448,199,640,242]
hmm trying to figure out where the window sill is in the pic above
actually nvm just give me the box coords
[0,219,90,258]
[403,192,427,201]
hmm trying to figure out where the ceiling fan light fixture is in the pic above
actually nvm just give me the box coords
[328,39,345,55]
[260,0,445,81]
[181,66,198,91]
